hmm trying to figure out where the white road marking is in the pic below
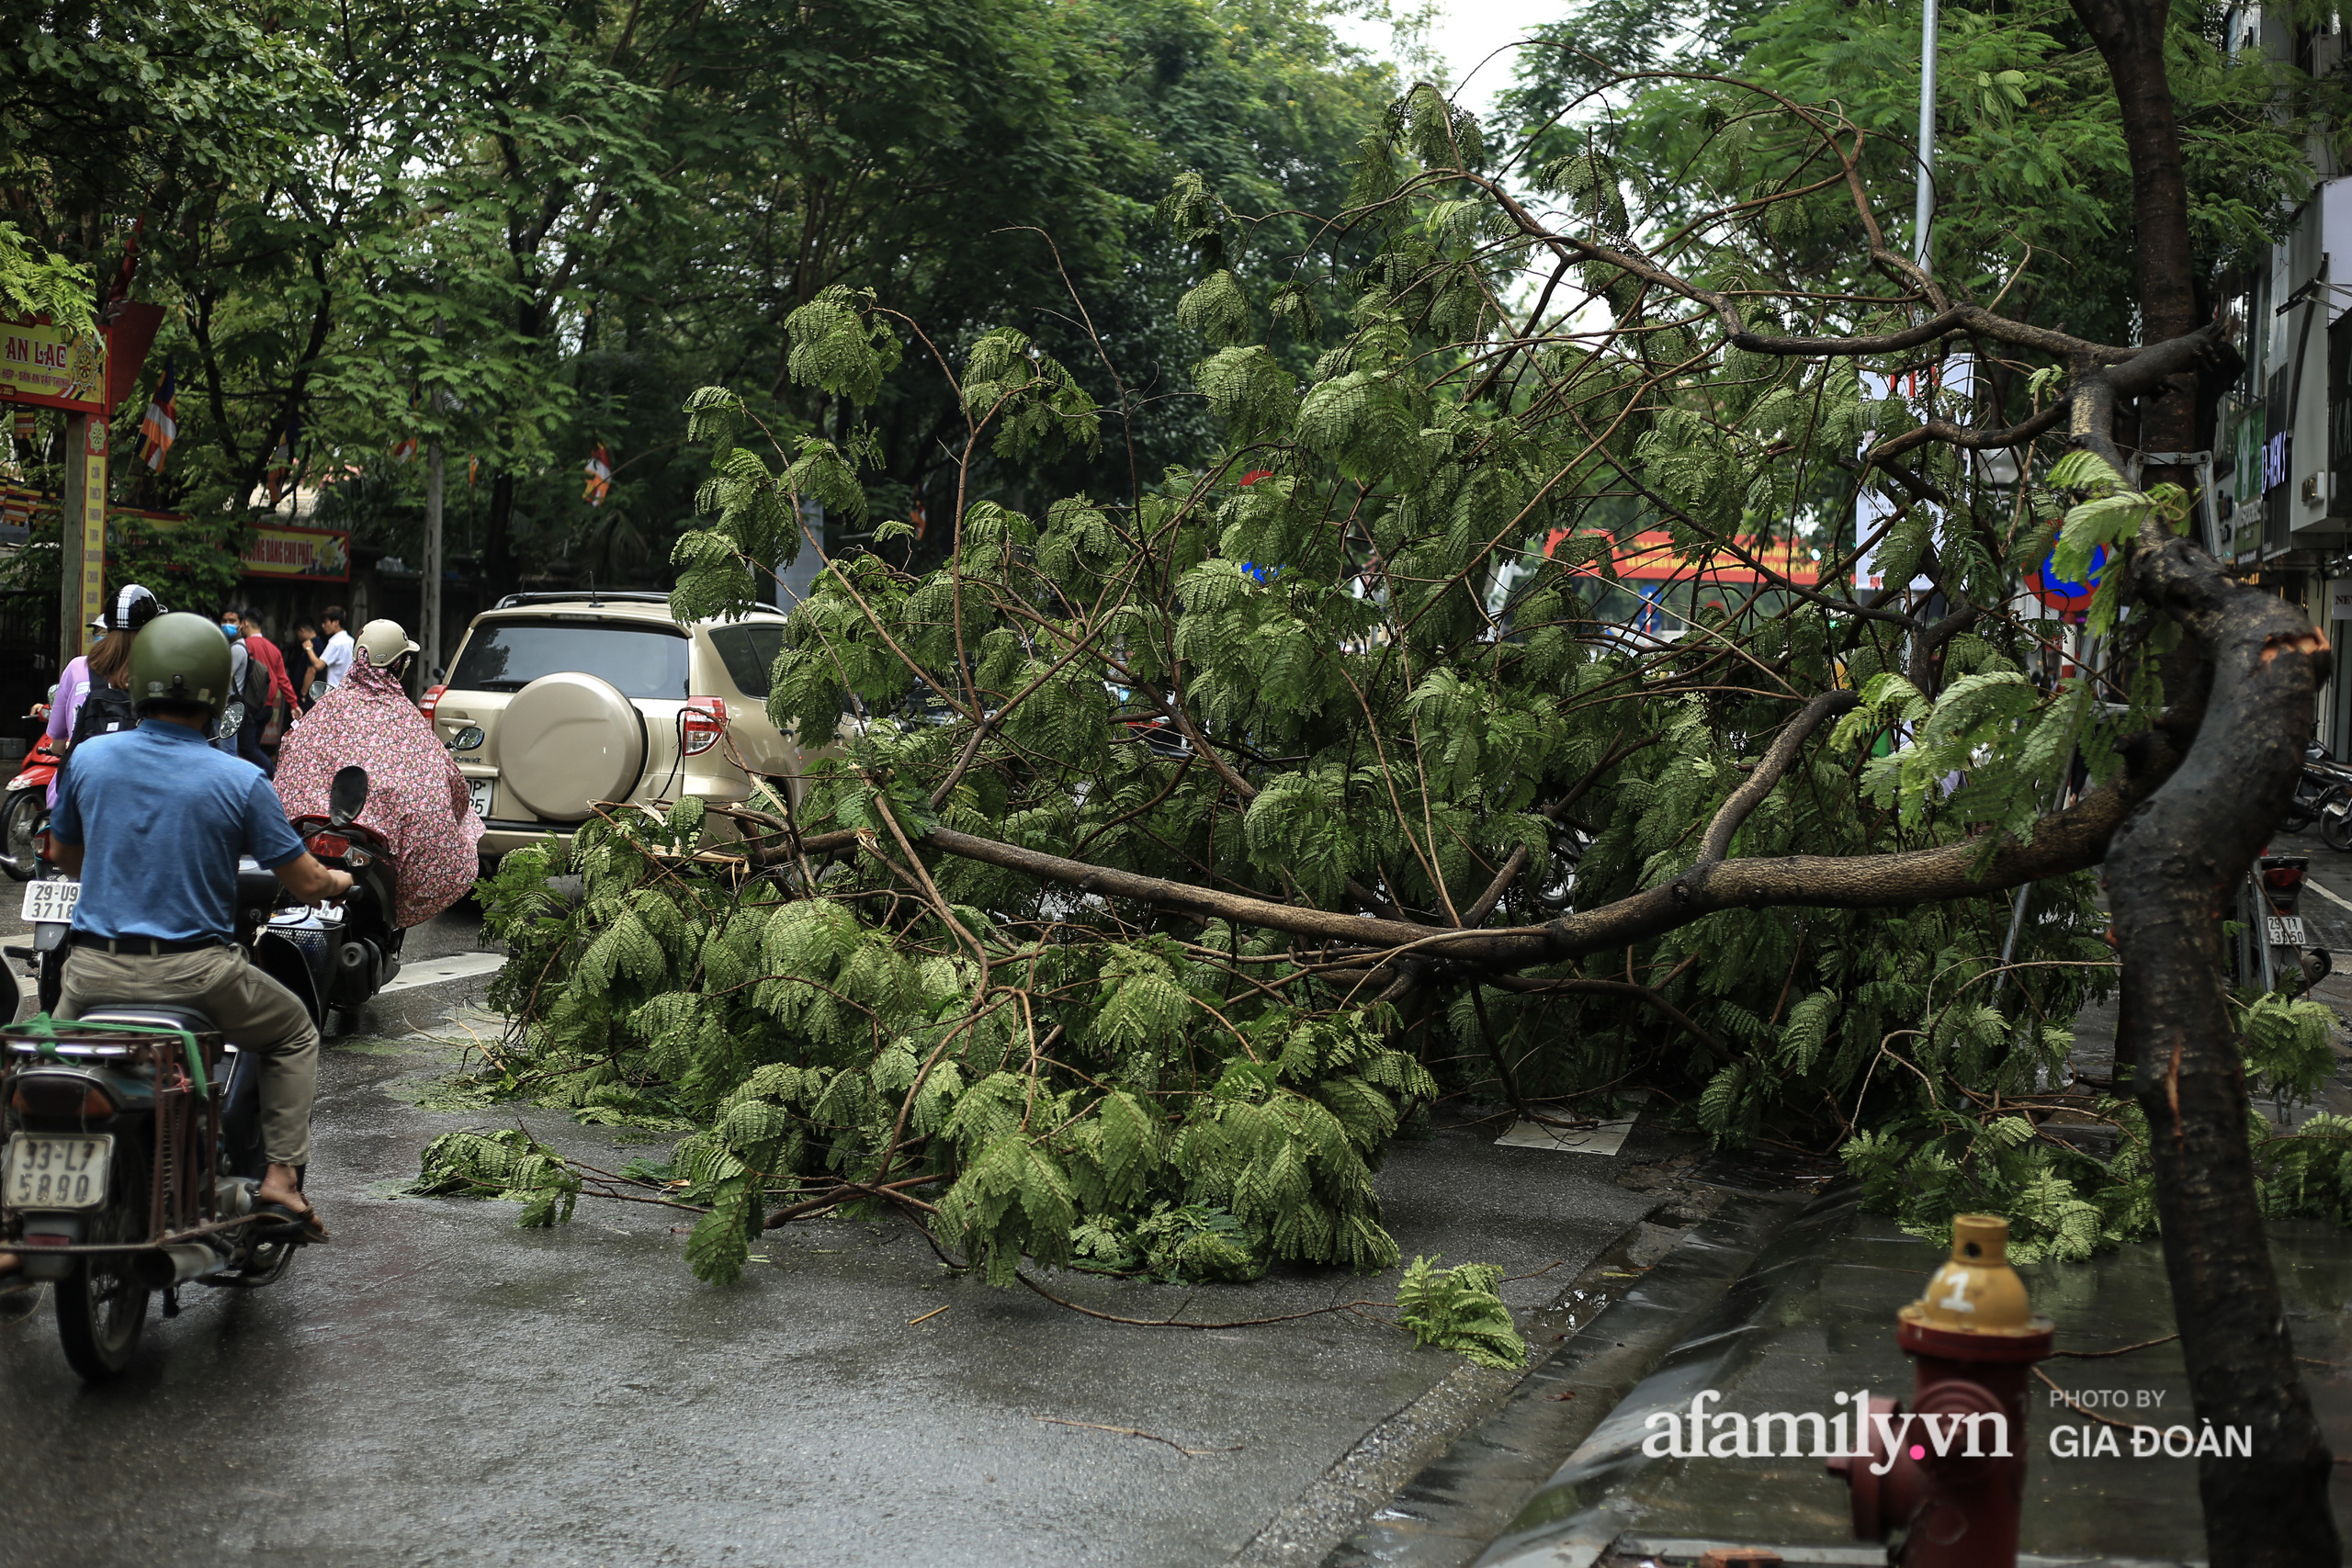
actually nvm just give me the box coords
[380,952,506,994]
[2304,876,2352,918]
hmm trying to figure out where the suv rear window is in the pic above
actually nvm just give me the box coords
[449,619,691,698]
[707,623,785,699]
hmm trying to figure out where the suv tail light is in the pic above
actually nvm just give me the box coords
[683,696,729,757]
[420,683,446,722]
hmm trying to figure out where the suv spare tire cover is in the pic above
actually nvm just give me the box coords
[497,671,646,821]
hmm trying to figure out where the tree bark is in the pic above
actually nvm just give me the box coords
[2070,0,2200,468]
[2064,1,2342,1557]
[485,470,517,598]
[2108,533,2342,1566]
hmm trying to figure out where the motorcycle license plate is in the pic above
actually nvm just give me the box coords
[2267,915,2308,947]
[18,879,77,925]
[3,1134,111,1211]
[466,778,493,819]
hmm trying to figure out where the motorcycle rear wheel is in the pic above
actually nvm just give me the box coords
[0,789,44,883]
[54,1147,150,1383]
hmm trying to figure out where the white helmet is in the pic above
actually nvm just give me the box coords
[356,618,421,667]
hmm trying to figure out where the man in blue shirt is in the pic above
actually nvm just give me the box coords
[44,612,351,1242]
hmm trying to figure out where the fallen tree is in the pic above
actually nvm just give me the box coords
[435,8,2344,1556]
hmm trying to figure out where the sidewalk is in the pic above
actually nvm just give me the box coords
[1329,1188,2352,1568]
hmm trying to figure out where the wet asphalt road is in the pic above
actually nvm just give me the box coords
[0,907,1657,1568]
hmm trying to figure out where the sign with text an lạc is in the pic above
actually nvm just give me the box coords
[0,317,106,414]
[242,525,350,582]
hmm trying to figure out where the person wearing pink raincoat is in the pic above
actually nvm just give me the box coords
[274,621,482,929]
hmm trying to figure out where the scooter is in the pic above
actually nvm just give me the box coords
[2243,852,2333,993]
[1,695,61,884]
[0,767,378,1382]
[266,765,404,1028]
[6,765,401,1033]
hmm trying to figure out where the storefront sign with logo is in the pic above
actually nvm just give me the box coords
[242,525,350,581]
[0,316,106,413]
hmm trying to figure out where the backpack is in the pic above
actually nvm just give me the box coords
[211,640,270,740]
[71,682,137,746]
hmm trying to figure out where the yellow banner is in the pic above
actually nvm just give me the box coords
[0,317,105,413]
[243,525,350,582]
[77,420,105,637]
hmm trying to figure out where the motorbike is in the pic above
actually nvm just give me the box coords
[0,766,379,1382]
[271,765,405,1026]
[6,763,401,1032]
[2240,851,2333,993]
[2285,739,2352,847]
[1,696,61,883]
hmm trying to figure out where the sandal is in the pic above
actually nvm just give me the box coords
[254,1200,332,1246]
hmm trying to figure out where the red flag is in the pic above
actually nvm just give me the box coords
[138,357,178,472]
[390,383,421,462]
[583,444,613,505]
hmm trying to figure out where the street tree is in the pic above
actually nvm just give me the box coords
[432,5,2337,1559]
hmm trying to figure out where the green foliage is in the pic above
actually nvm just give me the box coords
[418,0,2349,1324]
[411,1129,582,1226]
[1395,1257,1527,1369]
[2260,1113,2352,1226]
[0,225,93,333]
[462,802,1439,1292]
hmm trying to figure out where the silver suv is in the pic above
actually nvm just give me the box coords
[426,592,817,861]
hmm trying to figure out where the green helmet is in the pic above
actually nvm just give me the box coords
[129,611,235,720]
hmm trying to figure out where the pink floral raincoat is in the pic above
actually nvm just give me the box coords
[275,649,483,929]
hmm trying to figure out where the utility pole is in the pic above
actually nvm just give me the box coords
[1914,0,1939,270]
[422,409,444,693]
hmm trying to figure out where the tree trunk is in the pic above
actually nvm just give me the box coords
[485,470,517,598]
[2071,0,2199,468]
[2065,2,2340,1558]
[2107,541,2341,1565]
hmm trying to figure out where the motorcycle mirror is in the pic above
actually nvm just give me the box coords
[328,764,369,829]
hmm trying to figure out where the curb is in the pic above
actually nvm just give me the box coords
[1314,1187,1819,1568]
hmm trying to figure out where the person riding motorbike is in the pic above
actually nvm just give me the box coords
[39,612,349,1247]
[273,619,481,930]
[42,584,163,808]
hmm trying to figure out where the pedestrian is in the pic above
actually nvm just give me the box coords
[319,604,355,692]
[288,619,325,709]
[240,608,299,763]
[212,604,276,773]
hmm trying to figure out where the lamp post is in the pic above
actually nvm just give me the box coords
[1915,0,1939,270]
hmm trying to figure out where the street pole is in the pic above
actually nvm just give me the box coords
[423,430,444,694]
[58,412,106,671]
[1914,0,1939,270]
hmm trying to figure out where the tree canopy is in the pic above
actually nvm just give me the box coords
[1,0,1396,605]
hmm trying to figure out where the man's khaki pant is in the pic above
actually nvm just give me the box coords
[58,943,319,1168]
